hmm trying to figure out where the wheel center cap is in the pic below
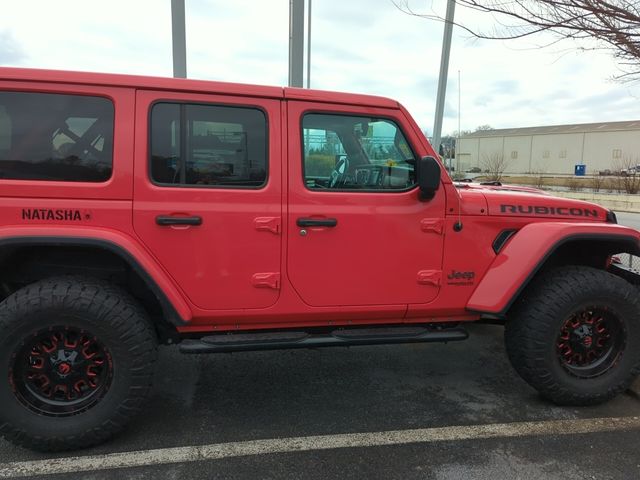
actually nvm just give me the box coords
[574,324,593,338]
[57,362,72,375]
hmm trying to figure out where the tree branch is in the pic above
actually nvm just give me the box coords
[394,0,640,81]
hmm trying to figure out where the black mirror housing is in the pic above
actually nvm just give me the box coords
[416,156,441,201]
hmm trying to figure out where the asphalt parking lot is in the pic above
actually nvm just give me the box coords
[1,213,640,479]
[1,324,640,479]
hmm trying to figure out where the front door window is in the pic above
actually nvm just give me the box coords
[302,113,416,191]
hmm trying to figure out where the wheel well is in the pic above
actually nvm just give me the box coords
[0,244,179,344]
[541,237,640,271]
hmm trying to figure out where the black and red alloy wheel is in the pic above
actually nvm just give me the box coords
[556,307,626,379]
[9,326,113,416]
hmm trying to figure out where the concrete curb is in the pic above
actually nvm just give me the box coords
[552,191,640,213]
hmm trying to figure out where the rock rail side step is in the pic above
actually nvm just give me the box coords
[179,326,468,354]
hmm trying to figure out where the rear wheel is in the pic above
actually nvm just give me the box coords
[0,277,157,451]
[505,266,640,405]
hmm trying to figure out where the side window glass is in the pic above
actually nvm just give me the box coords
[302,113,416,191]
[150,102,267,188]
[0,92,114,182]
[0,106,10,154]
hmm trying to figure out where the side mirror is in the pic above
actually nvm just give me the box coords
[416,156,441,201]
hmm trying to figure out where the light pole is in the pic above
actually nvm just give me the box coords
[457,69,461,173]
[289,0,305,87]
[432,0,456,155]
[171,0,187,78]
[306,0,312,88]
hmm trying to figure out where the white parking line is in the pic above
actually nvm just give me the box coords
[1,416,639,478]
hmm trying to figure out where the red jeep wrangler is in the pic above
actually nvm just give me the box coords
[0,67,639,452]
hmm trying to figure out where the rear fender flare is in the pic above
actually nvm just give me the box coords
[0,226,192,324]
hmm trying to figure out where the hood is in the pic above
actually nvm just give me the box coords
[455,182,610,222]
[454,181,551,195]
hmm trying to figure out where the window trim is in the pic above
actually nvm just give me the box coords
[147,99,270,190]
[300,110,420,194]
[0,90,115,183]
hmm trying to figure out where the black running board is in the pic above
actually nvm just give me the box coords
[179,326,468,354]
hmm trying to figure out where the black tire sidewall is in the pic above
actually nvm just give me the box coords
[538,293,640,394]
[0,284,154,444]
[507,267,640,403]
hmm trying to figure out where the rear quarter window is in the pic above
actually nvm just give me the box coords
[0,91,114,182]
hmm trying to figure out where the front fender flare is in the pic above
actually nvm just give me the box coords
[0,226,192,324]
[467,222,640,316]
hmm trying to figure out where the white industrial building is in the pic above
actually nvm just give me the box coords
[457,120,640,175]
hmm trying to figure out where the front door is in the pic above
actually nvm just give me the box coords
[133,90,282,311]
[287,102,446,308]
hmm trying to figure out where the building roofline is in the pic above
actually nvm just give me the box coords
[461,120,640,138]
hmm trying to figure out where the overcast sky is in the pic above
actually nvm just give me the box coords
[1,0,638,136]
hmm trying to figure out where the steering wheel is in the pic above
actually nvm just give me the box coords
[329,156,349,188]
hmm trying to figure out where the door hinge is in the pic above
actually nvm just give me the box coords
[254,217,281,235]
[252,272,281,290]
[417,270,442,287]
[420,218,444,235]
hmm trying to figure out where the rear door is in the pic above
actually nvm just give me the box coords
[133,90,282,311]
[287,101,446,308]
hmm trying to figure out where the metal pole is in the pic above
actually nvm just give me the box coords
[289,0,304,87]
[304,0,312,157]
[171,0,187,78]
[457,69,461,172]
[432,0,456,154]
[306,0,312,88]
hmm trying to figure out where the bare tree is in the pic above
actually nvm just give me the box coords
[590,175,605,193]
[612,156,640,193]
[481,152,509,181]
[566,176,582,192]
[609,176,624,193]
[394,0,640,81]
[531,168,546,189]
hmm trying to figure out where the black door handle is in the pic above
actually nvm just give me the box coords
[296,217,338,228]
[156,215,203,226]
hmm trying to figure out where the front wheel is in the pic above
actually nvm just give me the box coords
[0,277,157,451]
[505,266,640,405]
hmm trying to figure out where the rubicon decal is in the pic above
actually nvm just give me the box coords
[21,209,92,221]
[500,204,599,218]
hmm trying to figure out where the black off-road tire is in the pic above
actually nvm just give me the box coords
[506,266,640,405]
[0,277,157,451]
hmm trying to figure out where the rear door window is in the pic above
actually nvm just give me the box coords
[150,102,267,188]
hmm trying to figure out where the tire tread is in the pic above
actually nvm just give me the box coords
[0,276,157,452]
[506,266,640,406]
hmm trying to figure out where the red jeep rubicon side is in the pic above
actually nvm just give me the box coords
[0,67,638,451]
